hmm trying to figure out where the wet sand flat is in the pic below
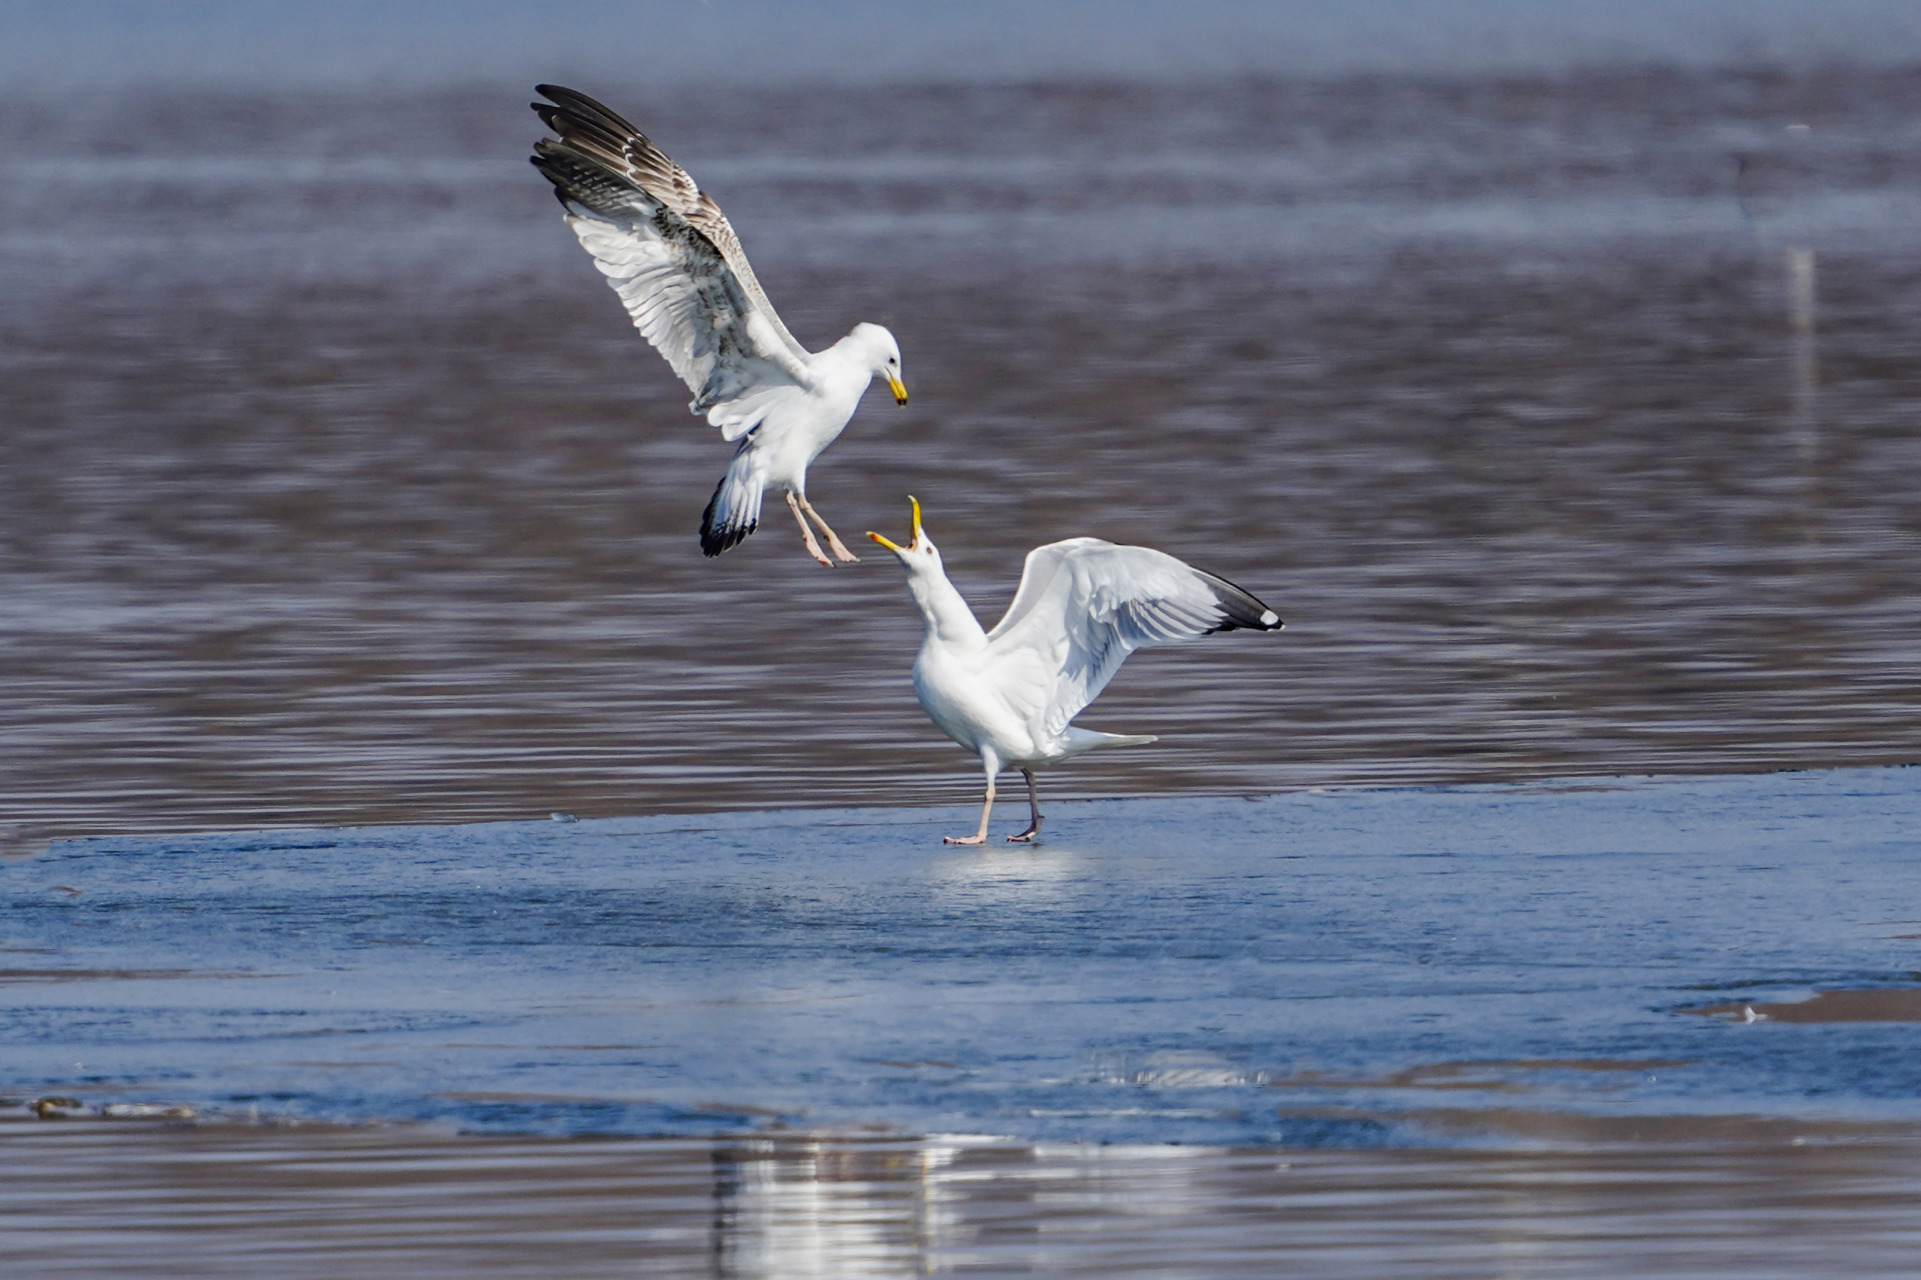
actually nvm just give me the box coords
[5,1119,1921,1279]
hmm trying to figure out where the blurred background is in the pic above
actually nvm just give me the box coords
[2,1,1919,839]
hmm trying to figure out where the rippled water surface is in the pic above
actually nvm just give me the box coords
[7,766,1921,1275]
[3,66,1921,840]
[9,767,1921,1137]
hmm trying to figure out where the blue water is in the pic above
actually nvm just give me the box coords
[7,765,1920,1146]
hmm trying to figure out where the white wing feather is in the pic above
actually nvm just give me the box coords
[533,88,812,442]
[562,215,807,440]
[987,539,1243,738]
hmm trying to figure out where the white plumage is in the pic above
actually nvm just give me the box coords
[869,499,1283,844]
[531,85,908,564]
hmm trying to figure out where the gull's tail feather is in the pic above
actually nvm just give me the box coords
[1198,571,1284,633]
[700,449,763,558]
[1061,728,1159,758]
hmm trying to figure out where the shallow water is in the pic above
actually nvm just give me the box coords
[8,766,1921,1275]
[7,766,1921,1142]
[4,67,1921,841]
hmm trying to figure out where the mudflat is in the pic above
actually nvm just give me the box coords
[6,1117,1920,1278]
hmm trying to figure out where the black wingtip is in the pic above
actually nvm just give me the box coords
[1200,571,1284,634]
[531,84,645,141]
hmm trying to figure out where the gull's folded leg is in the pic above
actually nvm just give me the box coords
[1007,770,1042,842]
[796,494,860,563]
[785,491,833,566]
[946,777,994,845]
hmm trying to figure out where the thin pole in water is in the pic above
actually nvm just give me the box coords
[1786,245,1818,469]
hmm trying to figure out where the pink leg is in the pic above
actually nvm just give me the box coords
[945,777,994,845]
[796,494,859,563]
[785,491,832,566]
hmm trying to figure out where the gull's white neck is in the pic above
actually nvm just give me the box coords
[812,330,880,384]
[906,567,986,649]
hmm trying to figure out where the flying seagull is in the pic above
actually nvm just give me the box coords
[868,498,1283,844]
[530,84,908,565]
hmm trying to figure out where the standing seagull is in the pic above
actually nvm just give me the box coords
[530,85,908,564]
[869,499,1283,845]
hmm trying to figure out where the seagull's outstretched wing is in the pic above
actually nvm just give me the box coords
[986,538,1282,737]
[531,85,810,440]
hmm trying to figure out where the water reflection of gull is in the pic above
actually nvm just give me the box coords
[711,1138,926,1279]
[529,85,909,566]
[709,1136,1223,1277]
[868,497,1282,845]
[927,842,1091,900]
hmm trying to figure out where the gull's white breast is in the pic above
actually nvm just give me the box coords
[911,640,1058,767]
[757,355,869,487]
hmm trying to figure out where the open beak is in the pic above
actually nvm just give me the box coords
[865,495,921,554]
[886,372,908,406]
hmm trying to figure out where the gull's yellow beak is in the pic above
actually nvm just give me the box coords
[886,372,908,406]
[865,495,921,554]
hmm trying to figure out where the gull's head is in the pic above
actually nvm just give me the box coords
[852,322,907,406]
[866,495,942,572]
